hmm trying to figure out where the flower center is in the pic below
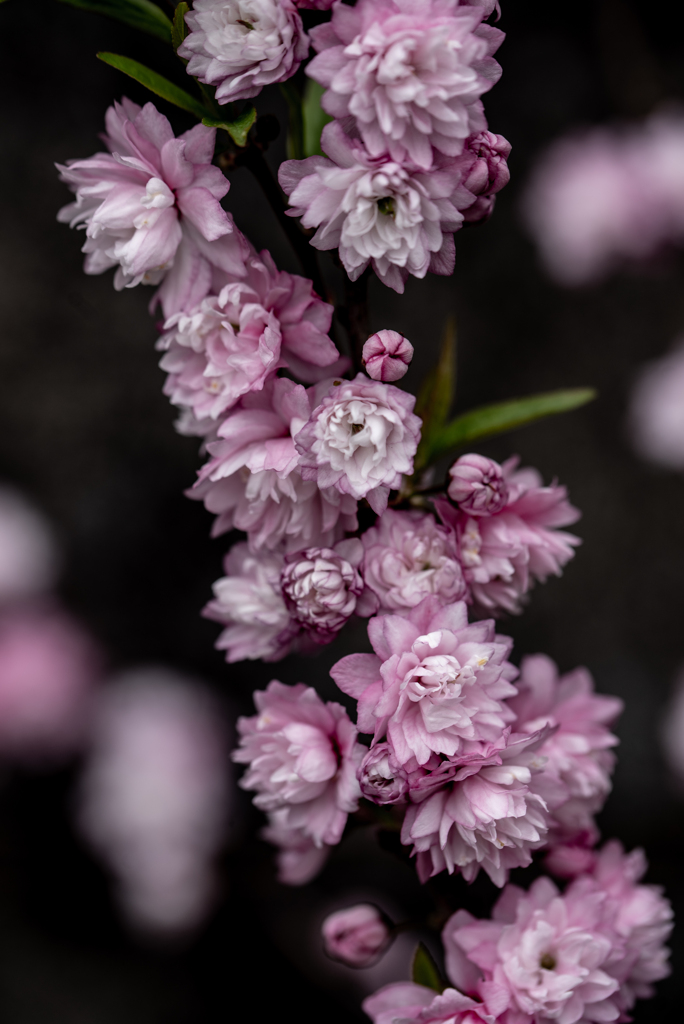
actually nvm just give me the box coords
[377,197,396,218]
[236,19,254,29]
[540,953,556,971]
[351,422,364,434]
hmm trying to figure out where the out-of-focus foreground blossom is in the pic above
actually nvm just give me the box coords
[322,904,392,968]
[629,336,684,470]
[523,112,684,285]
[77,668,229,933]
[0,485,58,601]
[661,663,684,786]
[0,608,100,760]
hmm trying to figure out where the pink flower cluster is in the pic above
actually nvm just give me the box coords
[279,0,511,292]
[364,843,671,1024]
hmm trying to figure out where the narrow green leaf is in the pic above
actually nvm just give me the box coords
[280,81,305,160]
[414,317,457,471]
[56,0,172,43]
[203,107,257,147]
[171,1,189,50]
[411,943,445,993]
[97,52,207,119]
[425,387,597,465]
[302,79,333,157]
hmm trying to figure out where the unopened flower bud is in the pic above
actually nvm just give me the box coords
[281,545,363,638]
[448,453,508,515]
[322,904,392,967]
[462,131,511,224]
[358,743,409,804]
[362,330,414,382]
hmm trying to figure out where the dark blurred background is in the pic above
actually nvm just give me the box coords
[2,0,684,1019]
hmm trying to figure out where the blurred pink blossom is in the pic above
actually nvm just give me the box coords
[362,331,414,383]
[322,904,392,968]
[261,808,331,885]
[57,99,247,315]
[0,609,99,760]
[364,983,501,1024]
[78,668,229,932]
[234,681,363,848]
[307,0,502,170]
[629,337,684,470]
[295,374,421,514]
[178,0,309,103]
[0,486,58,602]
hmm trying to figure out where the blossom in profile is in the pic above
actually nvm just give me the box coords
[203,543,294,662]
[0,486,58,602]
[295,374,421,514]
[362,330,414,383]
[447,453,508,516]
[234,680,363,848]
[307,0,503,171]
[77,668,229,932]
[281,539,373,641]
[330,596,518,760]
[0,609,100,760]
[191,376,358,551]
[279,123,469,293]
[508,653,622,842]
[437,455,581,614]
[322,904,392,967]
[629,336,684,470]
[360,510,466,613]
[57,99,247,315]
[401,729,550,885]
[178,0,309,103]
[442,842,672,1022]
[459,130,511,223]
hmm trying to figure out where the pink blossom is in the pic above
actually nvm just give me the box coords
[508,653,622,842]
[0,609,99,760]
[279,122,470,293]
[443,842,672,1023]
[330,596,517,762]
[203,543,294,662]
[282,538,372,640]
[358,742,410,804]
[234,680,363,847]
[363,981,503,1024]
[437,456,581,615]
[77,668,229,932]
[190,376,358,551]
[361,510,466,613]
[459,130,511,223]
[307,0,503,171]
[363,330,414,382]
[629,336,684,470]
[401,729,550,885]
[57,99,247,315]
[178,0,310,103]
[322,904,392,967]
[295,374,421,514]
[261,809,331,884]
[448,453,508,516]
[0,486,58,602]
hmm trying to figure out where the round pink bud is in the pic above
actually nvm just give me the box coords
[358,743,409,805]
[448,453,508,516]
[281,546,363,638]
[322,904,392,967]
[362,330,414,382]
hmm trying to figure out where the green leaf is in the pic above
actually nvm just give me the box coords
[302,79,333,158]
[411,943,445,993]
[171,1,189,50]
[203,107,257,147]
[56,0,172,43]
[424,387,597,465]
[97,52,207,119]
[415,316,457,471]
[280,81,305,160]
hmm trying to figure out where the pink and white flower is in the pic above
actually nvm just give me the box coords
[295,374,421,514]
[330,596,518,761]
[358,742,411,804]
[322,904,392,967]
[281,538,373,640]
[307,0,503,171]
[279,122,470,293]
[360,509,466,613]
[508,653,623,842]
[448,453,508,516]
[363,330,414,382]
[363,983,503,1024]
[191,376,358,551]
[178,0,310,103]
[437,456,581,615]
[57,99,247,315]
[234,680,363,847]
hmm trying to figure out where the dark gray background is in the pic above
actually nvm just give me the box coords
[1,0,683,1020]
